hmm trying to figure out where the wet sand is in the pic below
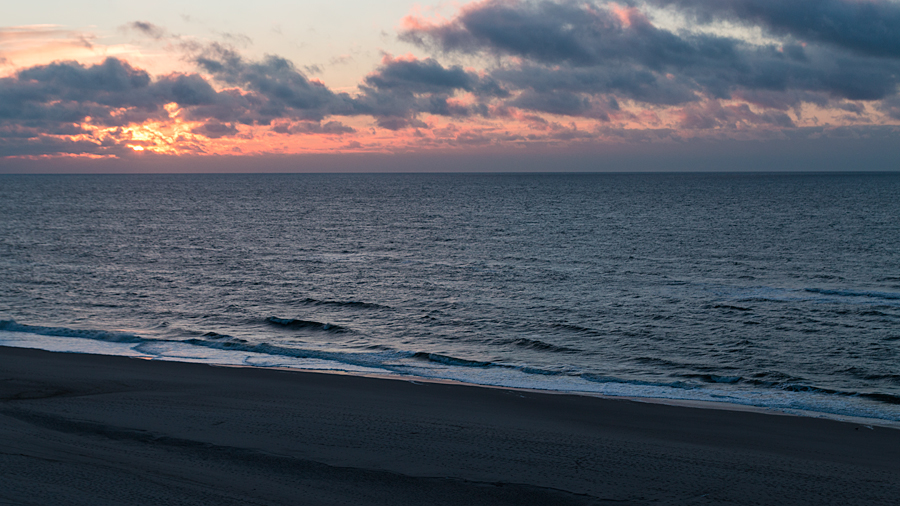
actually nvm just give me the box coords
[1,346,898,505]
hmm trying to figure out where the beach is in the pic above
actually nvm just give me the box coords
[1,346,898,505]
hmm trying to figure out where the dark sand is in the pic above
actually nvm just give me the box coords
[1,346,898,505]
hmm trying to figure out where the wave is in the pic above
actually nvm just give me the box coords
[166,340,547,378]
[162,339,405,369]
[498,337,581,353]
[265,317,347,332]
[777,382,900,406]
[3,318,899,420]
[177,339,900,413]
[805,288,900,301]
[632,356,690,369]
[856,309,899,318]
[681,373,743,384]
[549,323,602,335]
[298,298,388,310]
[580,373,695,390]
[0,319,143,343]
[203,332,233,339]
[412,352,493,368]
[834,367,900,384]
[712,284,900,305]
[713,304,752,311]
[860,392,900,405]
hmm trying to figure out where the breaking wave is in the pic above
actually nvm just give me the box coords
[0,320,143,343]
[298,298,388,310]
[265,317,347,332]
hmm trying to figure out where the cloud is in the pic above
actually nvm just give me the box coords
[127,21,167,40]
[0,52,365,156]
[4,6,900,159]
[878,95,900,120]
[491,63,698,106]
[218,32,252,48]
[371,116,428,131]
[1,58,164,129]
[0,25,105,72]
[649,0,900,59]
[191,121,238,138]
[303,64,323,75]
[401,1,693,67]
[510,89,600,117]
[271,120,355,135]
[676,100,795,129]
[329,54,353,65]
[400,0,900,117]
[352,54,506,127]
[364,54,481,94]
[0,44,491,155]
[0,135,118,157]
[1,45,488,157]
[194,44,356,122]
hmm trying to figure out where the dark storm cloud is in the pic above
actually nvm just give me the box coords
[649,0,900,58]
[400,0,900,116]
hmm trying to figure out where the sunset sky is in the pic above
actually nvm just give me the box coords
[3,0,900,172]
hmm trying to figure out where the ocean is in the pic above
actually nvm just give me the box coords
[1,172,898,422]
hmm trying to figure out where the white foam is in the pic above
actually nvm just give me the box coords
[133,340,393,374]
[0,330,147,357]
[3,329,898,424]
[386,361,900,423]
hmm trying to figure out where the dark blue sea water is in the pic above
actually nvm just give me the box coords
[1,173,898,421]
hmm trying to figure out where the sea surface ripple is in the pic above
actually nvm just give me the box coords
[1,173,898,421]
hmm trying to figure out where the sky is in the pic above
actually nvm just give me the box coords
[2,0,900,172]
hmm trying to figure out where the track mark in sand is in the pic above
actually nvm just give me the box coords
[0,407,609,505]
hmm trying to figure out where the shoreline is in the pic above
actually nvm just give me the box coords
[217,361,900,430]
[4,335,900,430]
[2,345,899,505]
